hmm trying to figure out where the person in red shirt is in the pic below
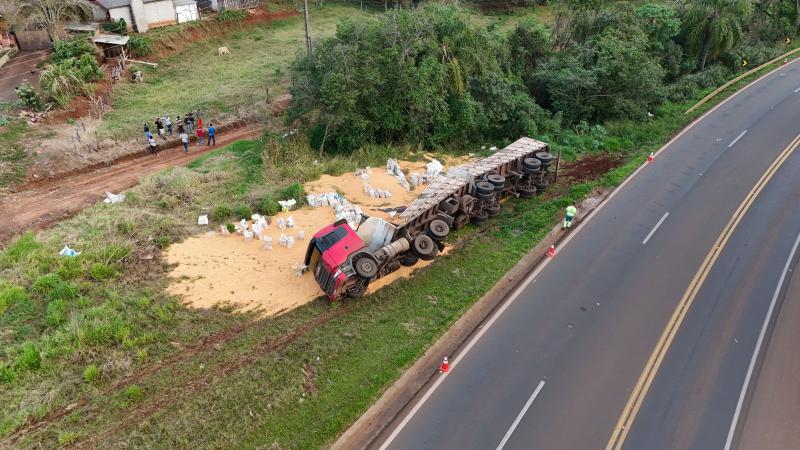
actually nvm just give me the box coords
[196,126,205,145]
[197,117,203,130]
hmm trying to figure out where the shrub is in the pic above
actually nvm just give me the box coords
[226,223,236,233]
[58,431,81,446]
[217,9,247,23]
[0,232,41,267]
[258,195,280,216]
[0,284,28,315]
[279,183,306,205]
[16,342,41,370]
[123,385,144,404]
[89,263,117,281]
[15,81,44,111]
[212,204,232,222]
[0,364,15,383]
[128,34,151,57]
[46,299,67,326]
[233,204,252,220]
[51,36,96,63]
[154,235,171,248]
[40,63,83,107]
[32,273,63,297]
[82,364,101,383]
[102,18,128,35]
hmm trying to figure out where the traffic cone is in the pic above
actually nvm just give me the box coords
[439,356,450,373]
[547,245,556,258]
[647,152,655,163]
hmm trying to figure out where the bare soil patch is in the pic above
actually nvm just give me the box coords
[560,152,625,183]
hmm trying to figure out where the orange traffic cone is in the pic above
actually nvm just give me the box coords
[439,356,450,373]
[647,152,655,163]
[547,245,556,258]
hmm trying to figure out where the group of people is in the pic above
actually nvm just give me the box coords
[143,109,217,155]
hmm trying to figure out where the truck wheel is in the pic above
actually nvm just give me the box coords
[472,209,489,223]
[477,191,494,200]
[400,253,419,267]
[486,204,501,216]
[535,151,554,167]
[452,213,470,229]
[347,280,368,298]
[487,174,505,188]
[427,219,450,241]
[518,186,537,198]
[534,179,550,192]
[475,181,495,196]
[523,158,541,172]
[412,234,438,260]
[353,253,379,279]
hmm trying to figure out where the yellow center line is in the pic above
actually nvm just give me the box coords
[605,133,800,450]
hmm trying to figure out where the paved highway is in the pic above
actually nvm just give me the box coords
[375,60,800,450]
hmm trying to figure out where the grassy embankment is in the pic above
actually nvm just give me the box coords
[0,3,375,189]
[3,7,799,450]
[100,3,374,138]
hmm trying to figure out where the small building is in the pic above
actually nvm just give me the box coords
[94,0,199,33]
[93,33,130,59]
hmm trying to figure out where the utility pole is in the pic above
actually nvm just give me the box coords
[303,0,312,57]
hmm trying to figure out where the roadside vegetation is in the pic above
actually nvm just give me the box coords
[3,0,800,448]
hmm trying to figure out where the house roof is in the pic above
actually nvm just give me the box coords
[64,22,100,32]
[93,33,130,45]
[95,0,131,8]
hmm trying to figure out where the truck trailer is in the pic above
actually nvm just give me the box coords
[303,137,554,301]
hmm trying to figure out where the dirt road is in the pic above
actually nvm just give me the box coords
[0,126,260,242]
[0,50,49,102]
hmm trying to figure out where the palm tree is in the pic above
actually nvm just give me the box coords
[683,0,753,71]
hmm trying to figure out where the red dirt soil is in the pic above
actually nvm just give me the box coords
[0,124,260,243]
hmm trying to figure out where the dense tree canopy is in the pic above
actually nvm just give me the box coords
[288,1,798,153]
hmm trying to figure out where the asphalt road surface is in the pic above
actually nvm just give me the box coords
[376,61,800,450]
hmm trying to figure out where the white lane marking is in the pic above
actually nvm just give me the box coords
[376,59,798,450]
[794,87,800,93]
[722,231,800,450]
[495,380,546,450]
[729,130,748,148]
[642,212,669,245]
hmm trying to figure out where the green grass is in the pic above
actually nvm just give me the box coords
[100,4,376,137]
[0,119,29,188]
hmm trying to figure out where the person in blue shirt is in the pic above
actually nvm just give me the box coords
[207,123,216,146]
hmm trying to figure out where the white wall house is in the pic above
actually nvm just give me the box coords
[95,0,199,33]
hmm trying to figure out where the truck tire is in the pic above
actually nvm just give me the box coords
[477,191,494,200]
[534,179,550,192]
[535,152,554,167]
[472,209,489,223]
[347,280,368,298]
[475,181,495,196]
[486,204,501,216]
[400,253,419,267]
[518,186,537,198]
[452,213,470,229]
[412,234,438,260]
[353,253,379,279]
[427,219,450,241]
[523,158,541,172]
[439,198,459,215]
[487,174,505,188]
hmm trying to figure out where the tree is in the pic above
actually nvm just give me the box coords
[683,0,753,71]
[15,0,91,43]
